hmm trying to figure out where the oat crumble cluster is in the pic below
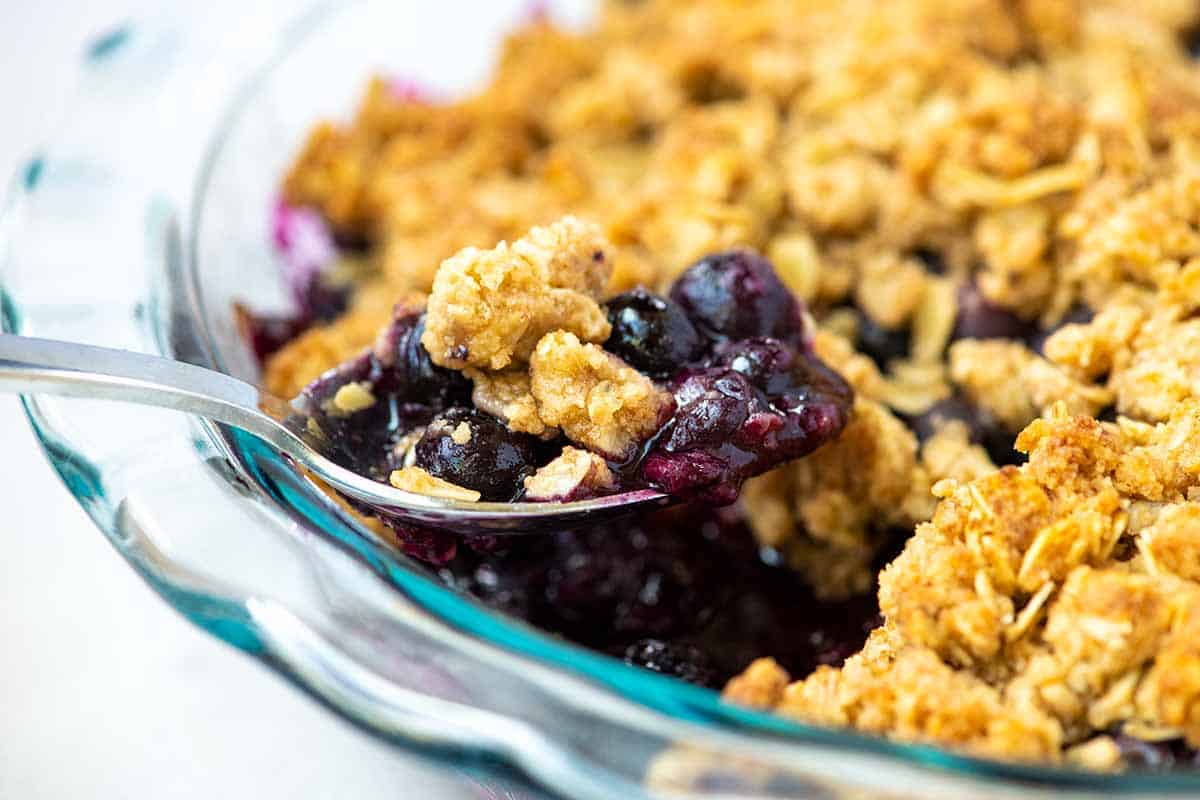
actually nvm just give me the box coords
[261,0,1200,770]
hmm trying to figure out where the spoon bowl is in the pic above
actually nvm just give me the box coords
[0,334,672,535]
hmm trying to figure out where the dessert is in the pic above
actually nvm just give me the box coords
[290,217,853,509]
[251,0,1200,772]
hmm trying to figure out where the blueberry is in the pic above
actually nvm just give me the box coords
[604,289,704,377]
[235,305,311,364]
[906,396,1024,466]
[669,250,808,347]
[855,312,911,369]
[907,397,989,444]
[663,371,754,452]
[414,407,541,501]
[373,310,471,407]
[641,338,853,502]
[1026,304,1094,356]
[302,278,350,323]
[952,283,1034,341]
[1110,733,1200,770]
[623,638,717,686]
[913,247,946,275]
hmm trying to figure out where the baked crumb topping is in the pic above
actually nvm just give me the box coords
[523,446,617,501]
[529,330,673,459]
[389,465,482,502]
[732,401,1200,761]
[421,216,613,371]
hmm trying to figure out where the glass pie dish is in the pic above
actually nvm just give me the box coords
[5,1,1200,796]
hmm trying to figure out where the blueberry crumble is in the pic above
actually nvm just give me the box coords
[252,0,1200,773]
[293,218,853,508]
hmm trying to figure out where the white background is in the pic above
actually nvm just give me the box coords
[0,3,475,797]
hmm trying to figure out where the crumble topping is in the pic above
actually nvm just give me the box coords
[523,447,617,501]
[389,465,482,502]
[421,216,613,371]
[529,330,672,459]
[949,339,1113,433]
[329,381,376,414]
[733,401,1200,761]
[465,367,554,437]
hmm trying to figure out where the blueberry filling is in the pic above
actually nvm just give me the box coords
[855,311,911,369]
[235,278,350,362]
[294,309,470,479]
[1112,732,1200,770]
[264,247,866,687]
[430,507,880,688]
[905,396,1024,467]
[952,282,1035,342]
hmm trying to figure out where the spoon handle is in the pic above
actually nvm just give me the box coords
[0,333,291,439]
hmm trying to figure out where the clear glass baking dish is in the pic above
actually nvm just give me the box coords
[5,1,1200,796]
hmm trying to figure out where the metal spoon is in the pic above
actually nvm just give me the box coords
[0,334,671,534]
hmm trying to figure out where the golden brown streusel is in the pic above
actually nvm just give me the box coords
[949,339,1113,433]
[389,465,482,503]
[529,330,672,459]
[523,446,617,501]
[465,367,555,438]
[420,216,613,371]
[736,403,1200,761]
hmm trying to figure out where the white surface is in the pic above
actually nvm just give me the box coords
[0,3,474,798]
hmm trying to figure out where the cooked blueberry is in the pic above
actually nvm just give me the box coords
[235,304,311,364]
[1186,26,1200,58]
[302,278,350,323]
[414,407,541,501]
[604,289,704,377]
[539,521,722,641]
[293,311,471,480]
[913,247,946,275]
[642,339,852,502]
[1110,733,1200,770]
[372,310,471,407]
[381,521,458,565]
[623,638,717,686]
[907,397,989,443]
[663,371,754,452]
[855,312,911,368]
[1026,304,1094,356]
[952,283,1034,341]
[669,250,808,346]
